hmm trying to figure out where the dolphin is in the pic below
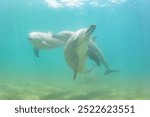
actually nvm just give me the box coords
[88,39,120,75]
[52,31,99,64]
[28,28,120,76]
[28,31,97,66]
[28,32,64,57]
[54,29,120,75]
[64,24,96,80]
[53,30,101,66]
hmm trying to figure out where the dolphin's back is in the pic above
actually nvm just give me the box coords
[53,31,74,43]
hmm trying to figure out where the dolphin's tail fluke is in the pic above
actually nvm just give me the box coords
[104,69,121,75]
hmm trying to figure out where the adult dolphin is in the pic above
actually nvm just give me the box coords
[88,39,120,74]
[54,29,120,75]
[53,30,101,66]
[64,24,96,80]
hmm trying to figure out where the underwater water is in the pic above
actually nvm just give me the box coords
[0,0,150,100]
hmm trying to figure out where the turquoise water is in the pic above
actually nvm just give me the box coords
[0,0,150,99]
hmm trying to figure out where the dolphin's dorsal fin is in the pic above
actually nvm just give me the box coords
[47,32,53,37]
[48,32,52,34]
[52,34,61,39]
[34,47,39,58]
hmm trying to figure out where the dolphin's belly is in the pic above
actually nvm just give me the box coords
[76,41,88,73]
[77,53,87,73]
[64,40,76,70]
[65,39,88,73]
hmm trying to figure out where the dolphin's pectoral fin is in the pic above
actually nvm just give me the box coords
[87,49,100,66]
[104,69,121,75]
[72,55,78,80]
[73,70,77,80]
[34,48,39,58]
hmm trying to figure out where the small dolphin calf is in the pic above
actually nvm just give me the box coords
[28,32,64,57]
[64,24,96,80]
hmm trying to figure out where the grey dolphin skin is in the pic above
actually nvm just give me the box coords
[64,24,96,80]
[28,32,64,57]
[54,29,120,76]
[28,25,120,80]
[53,30,101,66]
[87,39,120,75]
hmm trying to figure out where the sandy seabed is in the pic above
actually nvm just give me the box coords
[0,73,150,100]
